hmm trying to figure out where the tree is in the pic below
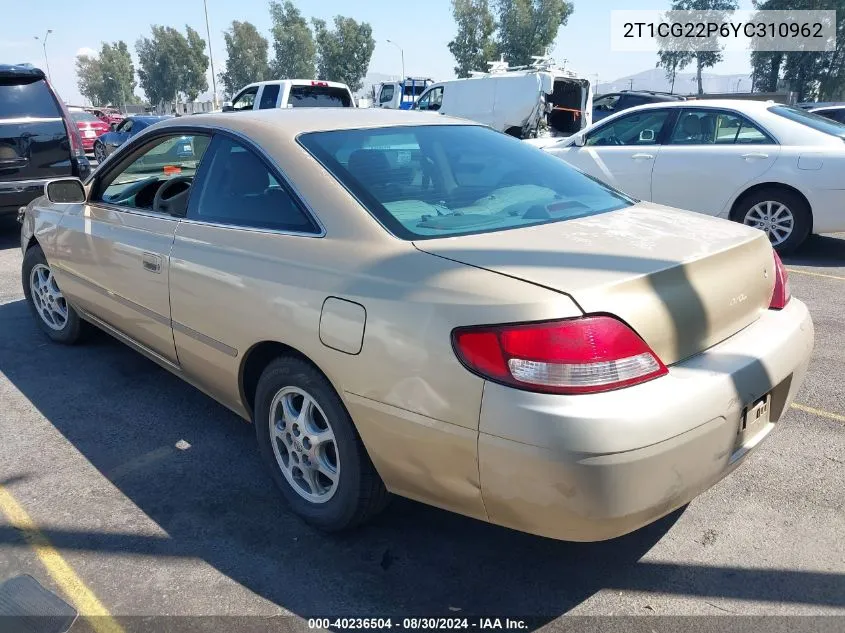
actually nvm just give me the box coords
[98,41,135,109]
[312,16,375,92]
[666,0,739,95]
[656,50,693,93]
[220,21,270,97]
[75,55,104,106]
[137,25,208,106]
[494,0,574,67]
[449,0,497,77]
[750,51,784,93]
[269,1,316,78]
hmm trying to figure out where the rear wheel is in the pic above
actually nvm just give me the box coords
[254,356,389,531]
[22,245,87,344]
[732,188,811,255]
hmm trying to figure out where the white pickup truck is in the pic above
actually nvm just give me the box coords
[223,79,355,111]
[412,57,592,141]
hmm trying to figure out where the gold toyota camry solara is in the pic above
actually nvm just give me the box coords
[19,109,814,541]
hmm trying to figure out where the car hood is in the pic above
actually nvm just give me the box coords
[414,203,776,365]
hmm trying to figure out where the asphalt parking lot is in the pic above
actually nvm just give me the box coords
[0,224,843,630]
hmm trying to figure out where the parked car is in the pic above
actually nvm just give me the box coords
[545,99,845,253]
[87,107,124,126]
[373,77,433,110]
[593,90,686,123]
[807,104,845,124]
[93,115,172,163]
[413,57,593,140]
[68,108,110,153]
[223,80,354,112]
[0,64,90,220]
[19,109,812,541]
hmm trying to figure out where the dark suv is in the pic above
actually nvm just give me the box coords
[593,90,686,123]
[0,64,90,220]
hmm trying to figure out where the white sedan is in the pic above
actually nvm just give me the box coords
[543,99,845,253]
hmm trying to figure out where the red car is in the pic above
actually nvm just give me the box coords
[68,109,110,152]
[87,107,124,126]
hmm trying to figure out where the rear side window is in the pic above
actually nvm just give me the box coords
[669,110,773,145]
[299,125,631,240]
[259,84,280,109]
[288,85,352,108]
[0,78,60,118]
[190,135,320,233]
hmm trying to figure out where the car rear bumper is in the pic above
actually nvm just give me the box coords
[478,298,814,541]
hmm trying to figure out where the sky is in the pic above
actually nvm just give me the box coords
[2,0,756,105]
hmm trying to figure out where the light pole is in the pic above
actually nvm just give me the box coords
[34,30,52,80]
[203,0,218,109]
[386,39,405,81]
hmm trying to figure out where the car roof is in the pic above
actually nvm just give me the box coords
[131,115,172,123]
[608,99,781,114]
[0,64,46,80]
[242,79,351,90]
[152,107,466,136]
[810,104,845,111]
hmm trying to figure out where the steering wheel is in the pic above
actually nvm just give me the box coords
[153,176,192,215]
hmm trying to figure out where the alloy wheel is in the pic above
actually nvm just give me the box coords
[94,142,107,164]
[29,263,68,331]
[268,386,340,504]
[743,200,794,247]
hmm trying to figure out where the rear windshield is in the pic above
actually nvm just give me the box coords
[0,78,60,118]
[288,85,352,108]
[299,125,632,240]
[71,111,100,122]
[769,105,845,139]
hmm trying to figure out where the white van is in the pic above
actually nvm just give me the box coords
[412,58,592,140]
[223,79,355,111]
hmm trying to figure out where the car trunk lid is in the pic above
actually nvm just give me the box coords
[414,203,776,365]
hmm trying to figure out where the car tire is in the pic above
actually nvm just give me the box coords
[93,141,107,164]
[22,245,88,344]
[254,356,389,531]
[731,188,811,255]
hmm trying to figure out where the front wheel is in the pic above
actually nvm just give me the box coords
[22,245,88,344]
[732,188,811,255]
[254,357,389,531]
[93,141,107,164]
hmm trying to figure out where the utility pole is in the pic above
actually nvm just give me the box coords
[34,30,53,81]
[628,78,634,90]
[386,40,405,81]
[203,0,218,109]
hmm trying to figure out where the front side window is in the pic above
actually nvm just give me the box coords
[415,87,443,111]
[97,134,212,213]
[585,110,669,146]
[669,109,773,145]
[259,84,280,109]
[117,118,133,133]
[379,85,395,104]
[231,87,258,111]
[299,124,631,240]
[189,136,319,232]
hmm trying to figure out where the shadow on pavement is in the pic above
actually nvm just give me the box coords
[0,296,842,620]
[783,234,845,269]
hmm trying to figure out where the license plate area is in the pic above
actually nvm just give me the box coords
[737,393,771,447]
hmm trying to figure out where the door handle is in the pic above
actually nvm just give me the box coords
[142,252,162,274]
[741,152,769,159]
[631,153,654,160]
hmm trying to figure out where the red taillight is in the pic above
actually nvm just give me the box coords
[452,316,668,395]
[311,81,329,86]
[769,250,791,310]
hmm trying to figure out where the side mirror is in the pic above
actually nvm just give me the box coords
[45,178,86,204]
[573,134,586,147]
[110,122,117,131]
[221,103,234,112]
[639,129,655,142]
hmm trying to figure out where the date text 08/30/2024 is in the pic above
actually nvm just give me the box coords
[307,618,528,630]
